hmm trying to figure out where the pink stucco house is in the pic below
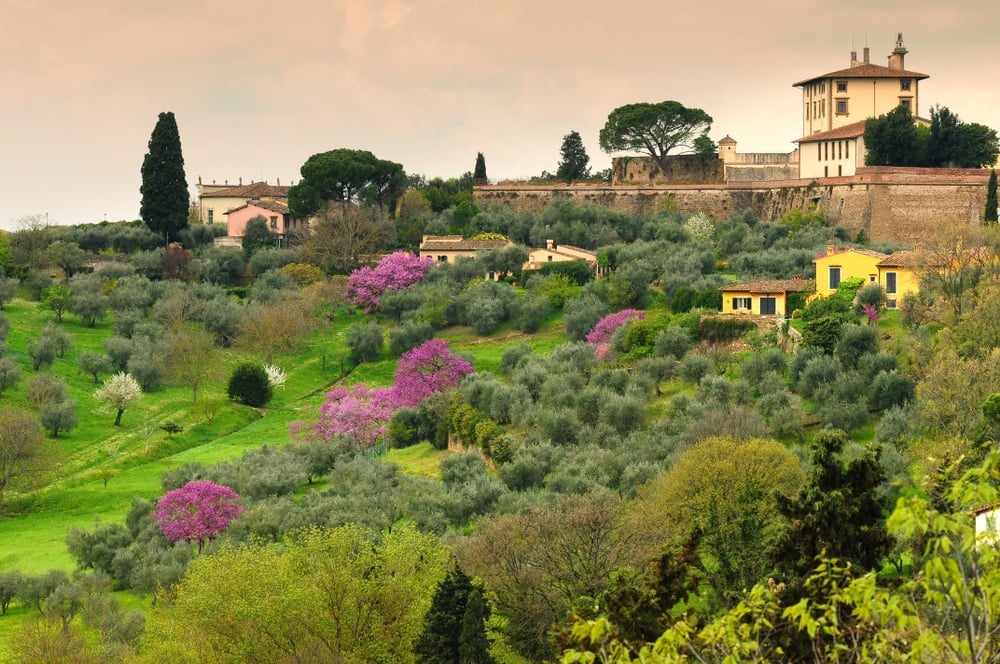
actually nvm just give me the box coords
[221,199,305,248]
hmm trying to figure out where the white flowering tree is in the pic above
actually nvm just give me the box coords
[94,372,142,426]
[264,364,287,389]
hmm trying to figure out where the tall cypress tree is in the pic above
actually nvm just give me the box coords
[986,169,998,223]
[556,130,591,180]
[140,111,190,243]
[473,152,487,182]
[414,564,473,663]
[458,587,494,664]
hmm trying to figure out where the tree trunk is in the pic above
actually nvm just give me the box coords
[114,409,124,426]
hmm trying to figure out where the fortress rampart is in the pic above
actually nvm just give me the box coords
[473,167,992,245]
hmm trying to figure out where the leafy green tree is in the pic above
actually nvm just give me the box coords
[140,111,190,242]
[347,321,384,363]
[40,399,77,438]
[241,215,276,257]
[41,284,73,323]
[226,363,271,408]
[44,240,85,280]
[0,406,44,505]
[288,148,405,217]
[473,152,487,181]
[0,275,18,310]
[556,130,591,180]
[0,356,21,396]
[599,100,713,172]
[864,105,921,166]
[987,169,998,223]
[928,104,1000,168]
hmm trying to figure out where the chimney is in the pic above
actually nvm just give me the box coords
[851,49,858,66]
[888,32,907,70]
[546,239,555,250]
[826,244,837,256]
[863,46,870,64]
[277,177,281,186]
[239,176,243,185]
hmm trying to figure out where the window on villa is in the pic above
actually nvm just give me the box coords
[824,166,829,177]
[838,165,842,176]
[887,298,897,309]
[900,98,912,112]
[838,142,842,159]
[845,141,849,158]
[900,79,911,91]
[885,271,897,294]
[270,216,278,229]
[817,144,822,159]
[733,297,751,310]
[836,81,847,92]
[836,99,848,114]
[437,255,448,262]
[207,209,214,224]
[824,142,828,160]
[829,266,841,290]
[806,103,810,120]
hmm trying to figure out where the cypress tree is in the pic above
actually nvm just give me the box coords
[414,564,474,663]
[140,111,190,244]
[458,587,494,664]
[473,152,487,182]
[986,169,998,223]
[556,130,591,180]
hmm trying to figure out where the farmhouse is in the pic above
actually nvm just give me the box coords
[523,240,600,278]
[195,178,291,226]
[719,278,813,317]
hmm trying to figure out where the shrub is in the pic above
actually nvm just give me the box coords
[512,293,550,333]
[346,321,384,363]
[227,363,273,407]
[868,370,916,412]
[564,293,608,342]
[697,316,755,343]
[388,321,434,356]
[654,325,694,360]
[835,323,879,370]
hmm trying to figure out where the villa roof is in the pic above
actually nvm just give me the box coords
[878,250,917,268]
[720,278,814,294]
[794,62,929,87]
[795,120,868,144]
[201,181,290,199]
[815,246,889,261]
[226,199,291,215]
[419,236,512,252]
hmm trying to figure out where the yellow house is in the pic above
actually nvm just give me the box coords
[813,245,888,298]
[876,251,921,308]
[719,278,814,317]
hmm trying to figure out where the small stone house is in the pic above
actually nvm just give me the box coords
[418,235,515,280]
[523,240,600,278]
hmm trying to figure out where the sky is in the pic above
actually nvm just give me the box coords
[3,0,998,231]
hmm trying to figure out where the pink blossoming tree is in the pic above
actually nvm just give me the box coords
[347,252,434,311]
[393,339,474,408]
[307,340,473,448]
[155,480,244,553]
[586,309,646,360]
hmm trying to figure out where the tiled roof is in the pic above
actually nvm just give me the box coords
[226,199,291,215]
[420,238,512,251]
[815,246,889,261]
[201,181,290,198]
[720,278,814,294]
[795,120,868,144]
[877,250,916,267]
[794,63,929,87]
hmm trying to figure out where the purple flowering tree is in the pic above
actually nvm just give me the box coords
[306,340,473,448]
[155,480,244,553]
[586,309,646,360]
[861,303,881,325]
[314,383,398,448]
[392,339,474,408]
[347,252,434,311]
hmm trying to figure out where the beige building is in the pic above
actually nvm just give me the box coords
[418,235,515,280]
[196,178,291,226]
[794,34,929,179]
[523,240,600,277]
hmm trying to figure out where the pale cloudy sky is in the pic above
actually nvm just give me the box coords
[3,0,997,230]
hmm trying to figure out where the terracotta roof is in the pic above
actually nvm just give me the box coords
[815,246,889,261]
[795,120,868,144]
[420,238,512,251]
[201,181,290,198]
[720,278,814,294]
[226,199,291,216]
[877,250,916,267]
[794,62,929,87]
[718,135,737,145]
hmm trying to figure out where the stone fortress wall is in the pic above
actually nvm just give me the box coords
[473,166,991,246]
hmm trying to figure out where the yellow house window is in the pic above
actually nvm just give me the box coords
[836,99,848,114]
[733,297,751,310]
[829,266,842,289]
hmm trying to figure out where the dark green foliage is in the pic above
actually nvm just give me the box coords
[669,286,721,313]
[512,293,550,333]
[389,320,435,356]
[599,100,713,171]
[773,429,892,579]
[564,293,609,341]
[679,354,712,383]
[140,111,190,242]
[0,570,22,615]
[41,399,78,437]
[241,216,277,257]
[66,523,133,581]
[458,281,516,335]
[499,343,533,376]
[0,356,21,395]
[556,130,591,180]
[987,170,998,223]
[389,407,423,448]
[227,363,273,407]
[696,316,755,343]
[473,152,487,181]
[207,445,307,501]
[864,106,922,166]
[834,324,879,370]
[346,321,384,363]
[522,259,594,286]
[801,315,847,354]
[288,148,405,218]
[415,564,493,664]
[795,354,841,400]
[868,371,915,412]
[654,325,694,360]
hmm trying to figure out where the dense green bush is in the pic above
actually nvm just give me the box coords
[346,321,384,363]
[697,316,756,343]
[227,363,273,407]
